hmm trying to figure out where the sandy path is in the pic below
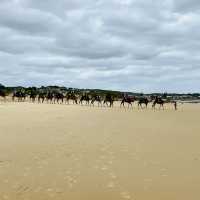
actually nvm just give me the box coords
[0,102,200,200]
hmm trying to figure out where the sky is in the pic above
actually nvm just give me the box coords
[0,0,200,93]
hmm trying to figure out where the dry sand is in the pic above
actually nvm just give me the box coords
[0,102,200,200]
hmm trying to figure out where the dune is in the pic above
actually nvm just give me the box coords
[0,102,200,200]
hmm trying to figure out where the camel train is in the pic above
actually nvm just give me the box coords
[0,87,178,110]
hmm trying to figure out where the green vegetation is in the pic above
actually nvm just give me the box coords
[0,83,200,100]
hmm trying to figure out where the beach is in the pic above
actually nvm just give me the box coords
[0,102,200,200]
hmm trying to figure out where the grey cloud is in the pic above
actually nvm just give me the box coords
[0,2,62,35]
[174,0,200,12]
[0,0,200,92]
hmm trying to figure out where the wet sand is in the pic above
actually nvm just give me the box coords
[0,102,200,200]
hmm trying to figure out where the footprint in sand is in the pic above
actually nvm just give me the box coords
[16,185,31,195]
[93,165,99,170]
[3,179,9,183]
[75,170,81,175]
[99,155,106,160]
[160,168,168,177]
[120,191,132,199]
[64,175,78,188]
[121,148,129,153]
[64,175,73,181]
[100,147,107,152]
[67,182,73,189]
[24,167,31,171]
[23,173,28,177]
[106,181,116,189]
[160,168,168,171]
[143,161,148,167]
[144,178,153,183]
[2,195,9,199]
[109,172,117,179]
[46,188,53,192]
[107,160,113,165]
[72,156,80,162]
[55,189,63,193]
[151,161,160,165]
[37,165,43,169]
[12,183,19,189]
[34,187,42,193]
[108,152,115,160]
[0,160,11,166]
[108,151,114,155]
[65,170,72,175]
[101,165,109,171]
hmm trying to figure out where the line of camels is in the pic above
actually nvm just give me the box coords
[0,89,177,110]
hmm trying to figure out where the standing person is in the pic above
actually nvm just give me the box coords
[174,101,177,110]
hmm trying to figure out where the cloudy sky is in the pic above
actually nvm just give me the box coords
[0,0,200,92]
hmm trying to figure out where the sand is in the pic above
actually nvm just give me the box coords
[0,101,200,200]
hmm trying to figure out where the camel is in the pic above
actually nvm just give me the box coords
[0,90,7,102]
[38,92,46,103]
[46,92,54,104]
[65,92,78,104]
[152,97,165,109]
[12,91,26,102]
[120,96,135,108]
[103,94,114,107]
[79,94,90,105]
[54,92,64,104]
[90,95,102,107]
[29,91,37,103]
[138,97,149,109]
